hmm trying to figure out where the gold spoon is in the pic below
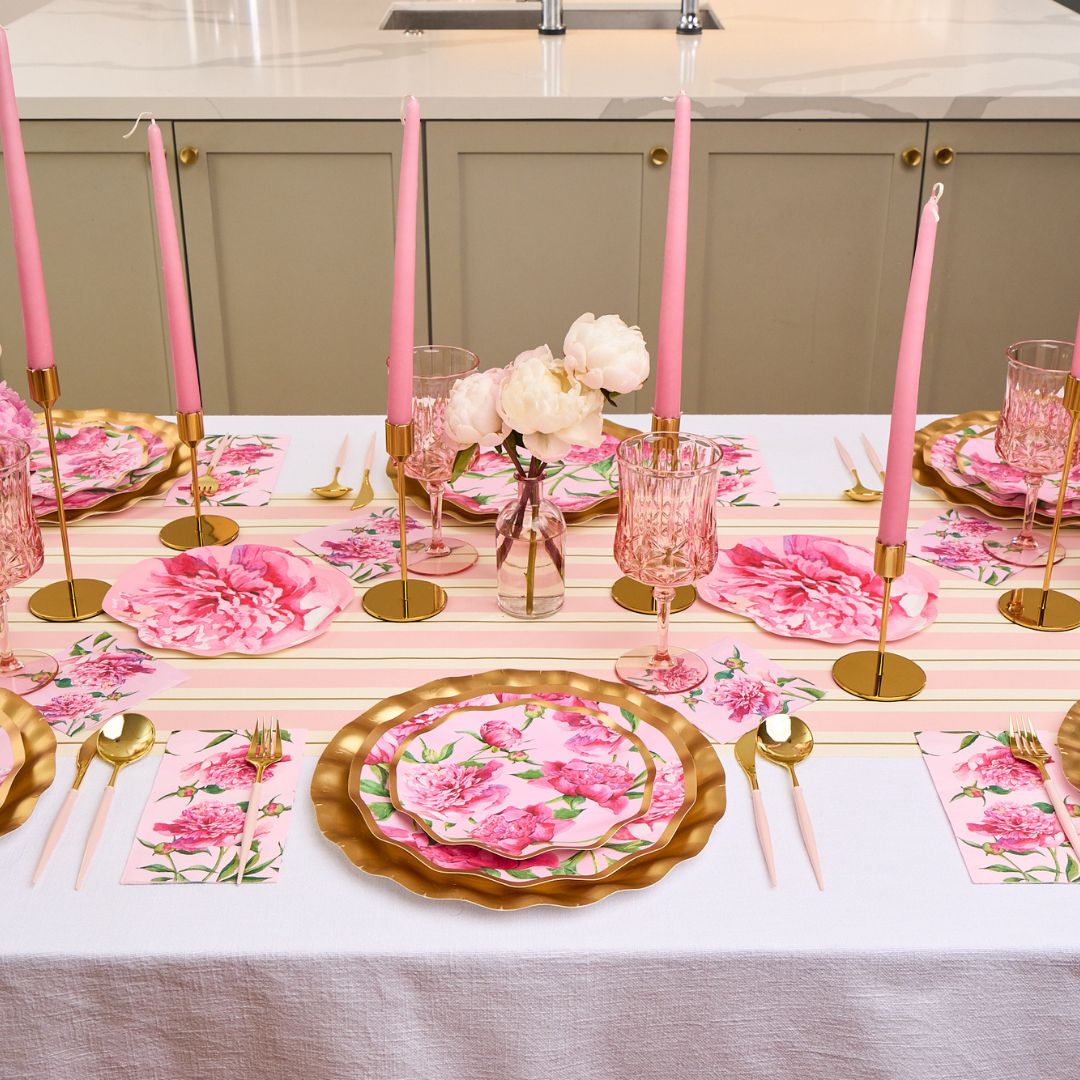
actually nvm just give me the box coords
[351,432,377,511]
[312,435,352,499]
[757,716,824,890]
[32,729,100,884]
[196,435,228,498]
[835,437,881,502]
[75,713,156,890]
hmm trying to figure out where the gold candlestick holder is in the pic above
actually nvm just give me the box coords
[998,373,1080,632]
[159,411,239,551]
[831,540,927,701]
[25,366,110,622]
[362,421,447,623]
[611,412,696,615]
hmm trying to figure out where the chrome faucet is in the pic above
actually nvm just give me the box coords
[677,0,702,34]
[538,0,565,34]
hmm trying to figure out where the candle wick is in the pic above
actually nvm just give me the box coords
[399,95,417,123]
[121,111,155,140]
[931,182,944,202]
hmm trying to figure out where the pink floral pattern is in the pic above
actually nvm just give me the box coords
[711,434,778,508]
[399,761,509,816]
[698,534,939,644]
[296,507,426,584]
[165,434,288,507]
[909,509,1018,586]
[539,759,635,813]
[0,381,34,441]
[468,804,561,855]
[104,544,353,656]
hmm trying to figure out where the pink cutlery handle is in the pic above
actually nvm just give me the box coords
[750,789,777,887]
[32,788,78,885]
[236,780,261,884]
[1044,777,1080,860]
[75,785,114,891]
[792,786,824,891]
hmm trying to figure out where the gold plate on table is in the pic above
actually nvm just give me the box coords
[35,409,190,524]
[0,690,56,838]
[387,418,640,525]
[1057,701,1080,791]
[912,411,1080,529]
[312,670,725,909]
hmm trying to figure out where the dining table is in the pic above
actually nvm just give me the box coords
[1,412,1077,1080]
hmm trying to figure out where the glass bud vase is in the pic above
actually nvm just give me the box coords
[495,475,566,619]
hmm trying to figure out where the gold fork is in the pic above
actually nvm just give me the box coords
[237,717,283,884]
[1009,715,1080,858]
[196,436,228,498]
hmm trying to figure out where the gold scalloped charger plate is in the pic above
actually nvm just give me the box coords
[0,690,57,838]
[1057,701,1080,792]
[913,411,1080,529]
[34,409,190,524]
[0,709,26,810]
[388,419,641,525]
[312,670,725,909]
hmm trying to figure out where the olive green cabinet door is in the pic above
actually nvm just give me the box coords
[687,121,927,413]
[425,121,672,412]
[920,122,1080,413]
[0,121,177,412]
[175,122,428,414]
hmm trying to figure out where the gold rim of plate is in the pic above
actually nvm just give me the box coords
[312,670,725,909]
[913,411,1080,529]
[1056,700,1080,790]
[0,690,57,838]
[34,408,191,524]
[387,419,640,525]
[0,709,27,809]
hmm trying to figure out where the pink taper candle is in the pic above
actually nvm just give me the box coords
[653,93,692,420]
[879,183,944,547]
[146,120,201,413]
[387,96,420,426]
[1072,309,1080,380]
[0,28,53,370]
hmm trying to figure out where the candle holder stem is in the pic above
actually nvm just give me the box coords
[999,375,1080,632]
[159,412,239,551]
[611,412,696,615]
[25,367,110,622]
[832,541,927,701]
[363,421,447,623]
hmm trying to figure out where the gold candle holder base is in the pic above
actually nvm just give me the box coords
[997,587,1080,633]
[832,540,927,701]
[363,421,446,623]
[159,411,239,551]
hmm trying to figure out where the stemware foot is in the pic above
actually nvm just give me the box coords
[983,530,1066,568]
[615,645,708,695]
[0,651,58,695]
[407,536,478,576]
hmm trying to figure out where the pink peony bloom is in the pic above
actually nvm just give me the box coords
[716,472,751,499]
[479,718,523,750]
[552,709,626,756]
[153,799,266,850]
[922,536,993,571]
[967,801,1063,853]
[539,759,635,814]
[948,515,1002,539]
[0,381,34,441]
[183,745,288,790]
[401,760,508,816]
[389,827,562,873]
[953,745,1042,792]
[468,803,559,854]
[39,693,98,728]
[704,671,783,724]
[217,444,270,469]
[369,514,421,536]
[364,705,460,766]
[640,764,685,825]
[68,650,154,691]
[561,435,620,466]
[645,657,701,693]
[322,534,398,565]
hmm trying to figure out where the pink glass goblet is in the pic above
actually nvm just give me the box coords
[0,438,58,695]
[405,345,480,576]
[614,432,723,694]
[983,341,1073,568]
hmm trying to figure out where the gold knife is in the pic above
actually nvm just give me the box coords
[735,730,777,887]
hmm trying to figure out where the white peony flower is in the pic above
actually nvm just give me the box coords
[497,346,604,463]
[442,367,510,450]
[563,312,650,395]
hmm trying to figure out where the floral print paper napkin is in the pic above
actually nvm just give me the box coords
[295,507,425,584]
[908,508,1019,586]
[712,435,779,508]
[664,636,825,745]
[917,729,1079,884]
[165,434,289,507]
[121,727,307,885]
[35,631,187,739]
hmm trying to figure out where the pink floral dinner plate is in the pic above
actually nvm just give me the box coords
[354,691,696,887]
[387,697,655,859]
[954,429,1080,507]
[103,544,354,657]
[698,534,939,644]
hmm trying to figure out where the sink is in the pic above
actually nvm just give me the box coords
[381,4,722,30]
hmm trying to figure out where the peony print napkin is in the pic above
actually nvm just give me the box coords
[917,729,1079,885]
[295,507,426,584]
[122,727,307,885]
[909,508,1019,587]
[165,434,289,507]
[35,631,187,739]
[663,636,825,745]
[712,435,779,508]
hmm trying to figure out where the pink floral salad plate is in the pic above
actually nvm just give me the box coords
[354,692,696,886]
[386,697,656,859]
[698,534,939,645]
[103,543,354,657]
[953,428,1080,507]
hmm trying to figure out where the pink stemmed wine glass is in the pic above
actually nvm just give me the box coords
[0,438,58,695]
[983,341,1074,568]
[614,432,723,694]
[405,345,481,576]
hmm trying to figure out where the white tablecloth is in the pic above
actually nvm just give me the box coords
[1,415,1076,1080]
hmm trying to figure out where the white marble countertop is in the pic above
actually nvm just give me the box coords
[3,0,1080,121]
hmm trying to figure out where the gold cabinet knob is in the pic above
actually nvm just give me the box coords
[900,147,922,168]
[179,146,200,166]
[649,146,670,167]
[933,146,955,166]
